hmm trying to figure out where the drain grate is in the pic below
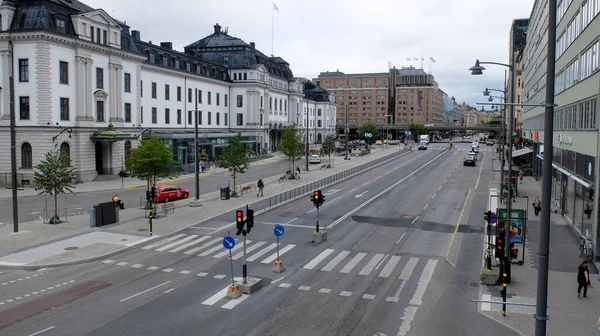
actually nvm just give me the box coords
[121,239,128,241]
[137,228,148,232]
[64,246,79,251]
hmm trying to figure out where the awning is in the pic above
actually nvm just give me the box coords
[512,147,533,157]
[90,125,138,142]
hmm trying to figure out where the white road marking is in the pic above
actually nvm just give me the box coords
[394,257,420,297]
[131,264,144,268]
[423,204,429,210]
[379,256,401,278]
[431,193,436,199]
[202,286,229,306]
[213,274,226,279]
[298,285,311,291]
[198,243,228,257]
[120,281,171,302]
[396,232,407,244]
[196,272,208,277]
[321,251,351,272]
[359,254,385,275]
[184,237,222,255]
[246,243,277,262]
[386,297,399,303]
[169,236,211,253]
[475,152,486,189]
[164,288,174,293]
[221,294,250,310]
[213,240,252,259]
[102,260,115,264]
[116,262,128,266]
[362,294,376,300]
[318,288,331,294]
[258,222,314,228]
[438,185,442,191]
[411,216,419,224]
[147,266,159,270]
[27,326,55,336]
[179,270,191,275]
[397,306,419,335]
[232,241,267,260]
[278,283,291,288]
[339,291,353,297]
[162,268,174,273]
[409,259,438,306]
[261,244,296,264]
[340,252,367,273]
[481,294,492,311]
[303,249,335,269]
[142,234,186,250]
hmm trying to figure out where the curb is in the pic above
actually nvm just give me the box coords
[122,174,210,190]
[0,149,409,270]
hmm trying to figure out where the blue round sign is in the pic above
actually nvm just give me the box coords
[273,225,285,237]
[222,236,235,250]
[489,212,498,224]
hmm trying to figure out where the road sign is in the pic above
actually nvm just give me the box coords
[489,212,498,224]
[223,236,235,250]
[274,224,284,237]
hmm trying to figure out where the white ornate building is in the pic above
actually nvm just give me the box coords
[0,0,336,186]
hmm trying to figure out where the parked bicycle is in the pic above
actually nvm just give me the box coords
[579,236,594,261]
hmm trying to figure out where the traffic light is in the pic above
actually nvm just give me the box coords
[246,209,254,233]
[235,210,244,235]
[146,190,152,202]
[495,228,506,258]
[484,211,491,223]
[311,190,324,207]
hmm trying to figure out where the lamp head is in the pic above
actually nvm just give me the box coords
[469,59,485,75]
[483,88,491,96]
[488,96,493,102]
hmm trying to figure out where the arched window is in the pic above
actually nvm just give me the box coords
[60,142,70,165]
[21,143,32,169]
[124,141,132,159]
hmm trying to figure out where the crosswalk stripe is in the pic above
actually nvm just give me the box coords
[142,234,186,250]
[169,236,212,253]
[303,249,335,270]
[199,243,228,257]
[261,244,296,264]
[221,294,250,309]
[399,257,419,280]
[339,252,367,273]
[378,255,401,278]
[202,287,229,306]
[359,253,385,275]
[183,237,222,255]
[213,240,252,259]
[246,243,277,262]
[232,241,266,260]
[409,259,438,306]
[155,235,199,251]
[321,251,351,272]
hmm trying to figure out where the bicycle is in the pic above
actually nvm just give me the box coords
[579,236,594,261]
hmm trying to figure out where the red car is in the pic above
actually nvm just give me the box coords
[155,185,190,202]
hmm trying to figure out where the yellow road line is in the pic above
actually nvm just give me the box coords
[445,189,472,263]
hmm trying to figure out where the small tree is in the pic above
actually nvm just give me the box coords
[34,146,76,224]
[321,134,336,168]
[281,124,303,173]
[126,135,177,192]
[358,121,379,144]
[219,132,249,197]
[409,123,429,142]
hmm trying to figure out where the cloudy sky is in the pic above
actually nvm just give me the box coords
[85,0,533,108]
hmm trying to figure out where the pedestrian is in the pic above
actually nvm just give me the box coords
[257,178,264,197]
[519,168,524,183]
[296,166,301,180]
[532,196,541,216]
[585,199,593,219]
[209,161,215,174]
[578,260,590,298]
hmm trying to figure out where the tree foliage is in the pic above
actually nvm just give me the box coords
[280,124,304,170]
[219,132,249,192]
[34,145,76,223]
[321,134,336,167]
[409,123,429,142]
[125,135,177,187]
[358,121,379,144]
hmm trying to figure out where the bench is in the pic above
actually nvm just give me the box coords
[241,185,255,194]
[161,202,176,216]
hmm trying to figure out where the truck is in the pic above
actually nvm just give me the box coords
[419,134,430,144]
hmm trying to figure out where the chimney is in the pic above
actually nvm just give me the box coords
[131,30,140,41]
[213,23,221,34]
[250,42,255,48]
[160,42,173,50]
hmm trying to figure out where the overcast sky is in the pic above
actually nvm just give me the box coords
[85,0,533,108]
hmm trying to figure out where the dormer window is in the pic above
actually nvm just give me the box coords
[162,57,168,66]
[196,64,201,74]
[149,53,155,63]
[175,59,180,69]
[56,19,66,33]
[186,63,191,72]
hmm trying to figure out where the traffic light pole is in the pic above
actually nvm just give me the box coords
[242,204,248,285]
[316,206,320,233]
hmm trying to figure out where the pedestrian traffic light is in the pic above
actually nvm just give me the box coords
[246,209,254,233]
[495,228,506,258]
[235,210,244,235]
[311,190,324,207]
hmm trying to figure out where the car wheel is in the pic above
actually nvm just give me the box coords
[183,193,189,199]
[165,197,170,202]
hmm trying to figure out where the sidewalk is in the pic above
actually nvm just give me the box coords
[479,176,600,336]
[0,146,406,269]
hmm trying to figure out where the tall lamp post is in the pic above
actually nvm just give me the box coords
[189,88,202,207]
[1,53,19,233]
[304,90,309,171]
[484,90,507,177]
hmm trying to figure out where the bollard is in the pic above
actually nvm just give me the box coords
[89,208,96,228]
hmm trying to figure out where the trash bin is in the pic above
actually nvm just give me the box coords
[220,187,230,200]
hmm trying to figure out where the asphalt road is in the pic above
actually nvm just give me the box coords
[0,157,311,225]
[0,143,517,336]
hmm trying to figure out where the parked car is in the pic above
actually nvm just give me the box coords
[155,185,190,202]
[309,154,321,164]
[464,155,476,166]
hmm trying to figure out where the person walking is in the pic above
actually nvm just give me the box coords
[532,196,541,216]
[257,178,264,197]
[519,168,524,184]
[578,260,590,298]
[585,199,593,219]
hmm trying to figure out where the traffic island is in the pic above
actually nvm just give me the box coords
[310,231,327,243]
[236,277,262,294]
[226,284,242,299]
[272,260,285,273]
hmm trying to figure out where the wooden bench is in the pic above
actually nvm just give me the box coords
[161,202,176,216]
[241,184,255,194]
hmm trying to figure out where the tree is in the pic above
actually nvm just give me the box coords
[125,135,177,190]
[321,134,336,168]
[219,132,249,197]
[280,124,303,173]
[409,123,429,142]
[34,145,76,224]
[358,121,379,144]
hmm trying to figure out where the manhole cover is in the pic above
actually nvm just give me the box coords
[137,228,148,232]
[121,239,128,241]
[64,246,79,251]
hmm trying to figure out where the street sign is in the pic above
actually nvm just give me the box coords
[223,236,235,250]
[274,224,284,237]
[489,212,498,224]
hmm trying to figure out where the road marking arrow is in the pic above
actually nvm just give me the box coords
[327,189,342,194]
[355,191,369,199]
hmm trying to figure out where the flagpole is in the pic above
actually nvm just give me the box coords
[271,6,274,56]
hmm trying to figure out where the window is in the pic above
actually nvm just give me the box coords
[224,113,228,126]
[225,94,228,107]
[96,101,105,121]
[124,141,132,159]
[96,68,104,89]
[163,56,168,66]
[60,98,69,121]
[59,61,68,84]
[198,111,203,124]
[19,97,30,120]
[188,110,192,124]
[216,112,220,125]
[21,143,32,169]
[102,30,107,45]
[270,97,272,110]
[141,106,144,123]
[243,73,247,80]
[124,103,131,122]
[237,95,243,107]
[186,63,191,72]
[175,60,180,69]
[207,111,212,125]
[60,142,70,164]
[188,88,192,103]
[165,108,170,124]
[208,92,212,105]
[197,90,202,104]
[165,85,170,100]
[318,109,322,117]
[90,26,94,41]
[177,86,182,101]
[56,18,66,33]
[280,99,282,112]
[151,82,157,98]
[216,93,220,106]
[275,98,277,111]
[151,107,157,124]
[124,73,131,92]
[260,96,263,108]
[149,54,155,63]
[177,109,182,124]
[318,120,322,127]
[234,73,237,80]
[284,100,287,112]
[141,81,143,97]
[18,59,28,82]
[237,113,243,125]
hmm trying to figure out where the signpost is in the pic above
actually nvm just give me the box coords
[272,224,285,273]
[498,208,527,265]
[222,234,241,299]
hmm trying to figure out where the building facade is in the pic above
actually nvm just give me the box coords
[441,89,460,126]
[0,0,335,186]
[522,0,600,254]
[507,19,529,136]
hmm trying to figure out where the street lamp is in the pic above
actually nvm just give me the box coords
[188,87,202,207]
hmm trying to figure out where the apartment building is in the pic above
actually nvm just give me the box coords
[522,0,600,251]
[507,19,529,135]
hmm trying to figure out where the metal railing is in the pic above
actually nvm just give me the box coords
[42,208,70,223]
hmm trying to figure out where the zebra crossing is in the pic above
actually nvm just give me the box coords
[141,234,295,264]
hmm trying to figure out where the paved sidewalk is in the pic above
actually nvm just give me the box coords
[0,146,406,269]
[479,176,600,336]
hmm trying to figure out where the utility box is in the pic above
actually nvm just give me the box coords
[94,202,118,227]
[220,187,230,200]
